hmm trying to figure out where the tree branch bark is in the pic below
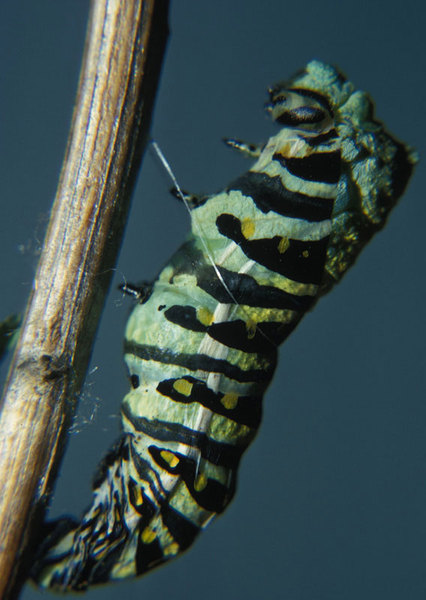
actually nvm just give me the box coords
[0,1,169,596]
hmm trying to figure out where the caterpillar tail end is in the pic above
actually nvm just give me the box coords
[30,517,85,592]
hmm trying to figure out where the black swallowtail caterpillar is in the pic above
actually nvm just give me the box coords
[32,60,415,591]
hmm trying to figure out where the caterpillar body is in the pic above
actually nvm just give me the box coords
[32,60,415,591]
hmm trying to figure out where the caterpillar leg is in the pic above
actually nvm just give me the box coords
[168,186,207,209]
[119,281,153,303]
[222,137,262,158]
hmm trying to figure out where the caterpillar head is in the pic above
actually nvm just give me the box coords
[269,60,417,291]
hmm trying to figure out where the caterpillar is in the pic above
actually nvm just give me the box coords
[31,60,415,591]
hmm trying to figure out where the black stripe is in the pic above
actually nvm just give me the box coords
[168,241,317,311]
[128,478,146,515]
[227,171,334,221]
[164,305,285,354]
[208,318,298,353]
[148,446,234,513]
[304,128,338,147]
[275,107,327,126]
[121,403,244,470]
[160,504,199,551]
[135,487,166,575]
[129,444,166,503]
[136,530,164,575]
[123,340,273,384]
[164,304,293,355]
[273,150,341,184]
[208,319,276,353]
[216,213,329,285]
[164,305,206,332]
[157,376,263,430]
[195,263,316,312]
[128,481,160,535]
[289,87,333,114]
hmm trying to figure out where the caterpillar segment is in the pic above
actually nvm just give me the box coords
[32,60,415,591]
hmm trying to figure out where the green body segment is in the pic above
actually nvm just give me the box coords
[32,61,415,591]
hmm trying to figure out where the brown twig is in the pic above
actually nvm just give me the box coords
[0,1,169,596]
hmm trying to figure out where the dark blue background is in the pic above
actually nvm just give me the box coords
[1,2,425,599]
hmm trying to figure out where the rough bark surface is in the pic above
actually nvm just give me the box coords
[0,1,169,597]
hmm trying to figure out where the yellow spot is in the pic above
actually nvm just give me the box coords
[133,485,143,506]
[241,218,255,238]
[277,236,290,254]
[173,378,193,397]
[164,542,180,556]
[246,319,257,339]
[302,250,310,258]
[197,307,214,326]
[160,450,179,468]
[112,560,135,579]
[141,527,157,544]
[194,473,208,491]
[221,392,239,410]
